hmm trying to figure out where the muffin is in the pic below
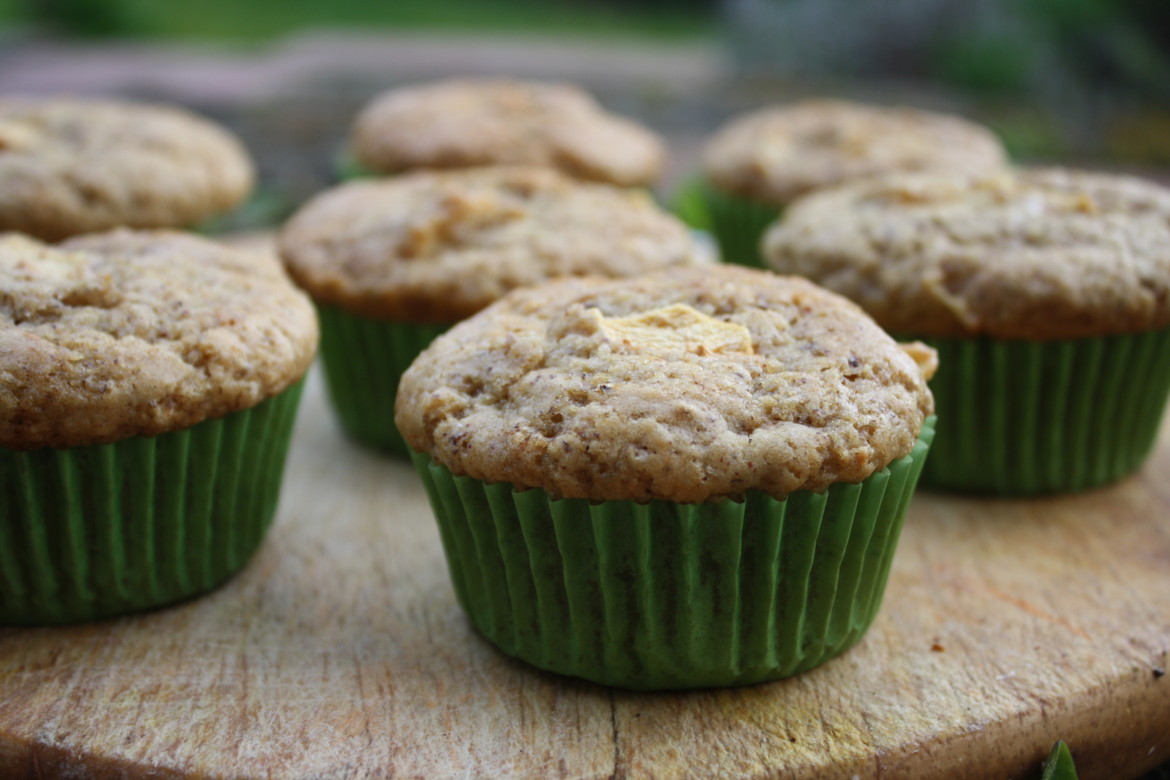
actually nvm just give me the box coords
[279,165,704,456]
[764,168,1170,495]
[345,78,664,187]
[395,265,937,690]
[0,230,317,624]
[0,97,254,241]
[679,99,1007,267]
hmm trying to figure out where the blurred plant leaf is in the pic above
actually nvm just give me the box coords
[1041,741,1078,780]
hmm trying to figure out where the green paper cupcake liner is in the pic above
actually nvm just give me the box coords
[333,145,378,182]
[669,174,715,233]
[673,176,783,268]
[411,417,934,690]
[317,304,449,456]
[0,379,306,625]
[918,329,1170,495]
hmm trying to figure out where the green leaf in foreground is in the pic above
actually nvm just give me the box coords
[1041,741,1079,780]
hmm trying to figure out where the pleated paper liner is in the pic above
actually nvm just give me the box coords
[0,379,306,626]
[412,417,934,690]
[918,329,1170,495]
[317,304,449,457]
[333,146,376,182]
[669,174,715,233]
[671,176,782,269]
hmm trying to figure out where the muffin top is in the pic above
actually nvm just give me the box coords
[279,166,705,323]
[349,78,664,187]
[763,168,1170,340]
[703,99,1007,205]
[396,265,936,502]
[0,97,254,242]
[0,230,318,450]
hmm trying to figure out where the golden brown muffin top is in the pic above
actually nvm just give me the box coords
[349,78,664,187]
[763,168,1170,340]
[703,99,1007,205]
[396,265,936,502]
[0,230,318,450]
[0,97,254,242]
[278,166,706,323]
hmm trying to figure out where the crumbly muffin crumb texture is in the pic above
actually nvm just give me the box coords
[351,78,663,187]
[279,166,703,322]
[764,168,1170,339]
[703,99,1007,205]
[396,266,935,502]
[0,97,254,241]
[0,230,317,450]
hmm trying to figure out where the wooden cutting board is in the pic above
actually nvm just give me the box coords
[2,371,1168,779]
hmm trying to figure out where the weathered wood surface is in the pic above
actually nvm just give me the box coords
[1,371,1168,779]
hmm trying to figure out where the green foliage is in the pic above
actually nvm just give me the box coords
[1019,0,1170,101]
[917,0,1170,106]
[932,34,1030,96]
[6,0,711,41]
[13,0,139,36]
[1041,741,1078,780]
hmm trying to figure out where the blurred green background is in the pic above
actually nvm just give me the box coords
[4,0,1170,230]
[5,0,1170,165]
[3,0,715,40]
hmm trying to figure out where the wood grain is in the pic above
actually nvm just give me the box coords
[1,370,1168,779]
